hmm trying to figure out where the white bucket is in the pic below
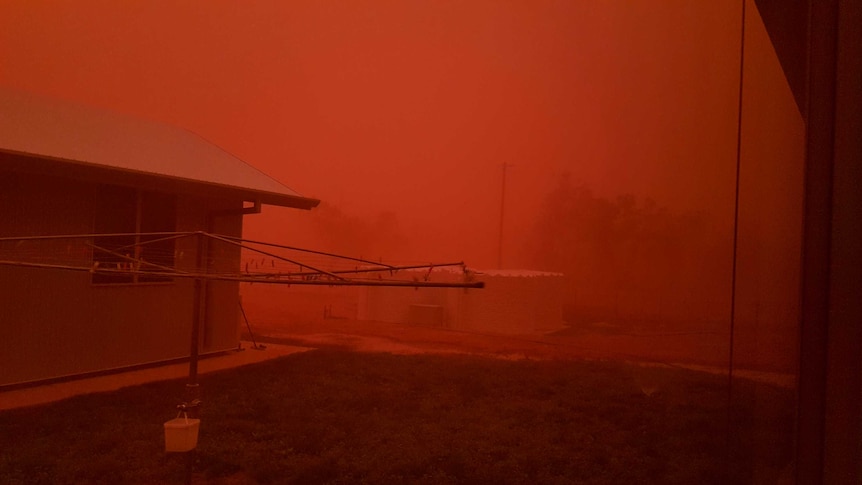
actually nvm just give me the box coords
[164,415,200,452]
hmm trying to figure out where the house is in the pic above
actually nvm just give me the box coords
[0,89,318,387]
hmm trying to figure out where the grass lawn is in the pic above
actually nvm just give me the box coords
[0,350,794,484]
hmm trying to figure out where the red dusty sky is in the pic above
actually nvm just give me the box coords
[0,1,798,268]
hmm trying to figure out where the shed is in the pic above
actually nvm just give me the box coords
[357,269,566,335]
[0,89,318,387]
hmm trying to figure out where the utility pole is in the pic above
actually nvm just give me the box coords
[497,163,512,269]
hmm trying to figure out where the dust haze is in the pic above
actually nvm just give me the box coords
[0,1,801,356]
[1,0,803,360]
[0,1,807,482]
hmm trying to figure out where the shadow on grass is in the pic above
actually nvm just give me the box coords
[0,350,794,484]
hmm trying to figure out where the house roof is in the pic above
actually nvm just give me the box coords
[0,88,319,209]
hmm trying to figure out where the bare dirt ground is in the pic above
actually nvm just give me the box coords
[243,316,796,389]
[239,283,798,384]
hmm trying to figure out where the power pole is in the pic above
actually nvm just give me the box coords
[497,163,512,269]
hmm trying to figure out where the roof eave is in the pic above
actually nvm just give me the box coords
[256,192,321,210]
[1,149,321,210]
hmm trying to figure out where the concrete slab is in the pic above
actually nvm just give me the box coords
[0,342,311,411]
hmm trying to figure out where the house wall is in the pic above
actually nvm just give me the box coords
[0,169,243,386]
[203,209,243,352]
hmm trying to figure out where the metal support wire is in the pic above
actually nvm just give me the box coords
[726,0,747,471]
[0,231,486,289]
[87,242,190,274]
[0,259,485,287]
[205,232,345,281]
[728,0,746,411]
[238,299,265,350]
[247,261,466,279]
[218,234,398,269]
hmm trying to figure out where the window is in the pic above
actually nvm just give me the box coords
[92,186,177,284]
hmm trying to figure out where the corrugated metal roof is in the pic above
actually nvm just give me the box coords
[0,88,318,209]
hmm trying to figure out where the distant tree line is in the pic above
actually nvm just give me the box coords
[526,174,731,327]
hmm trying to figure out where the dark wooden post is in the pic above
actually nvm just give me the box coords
[184,231,207,485]
[187,231,206,403]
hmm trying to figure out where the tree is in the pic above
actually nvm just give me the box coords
[527,175,728,326]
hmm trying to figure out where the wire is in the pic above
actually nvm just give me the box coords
[0,231,482,289]
[726,0,747,463]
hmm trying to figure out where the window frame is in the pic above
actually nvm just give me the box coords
[91,186,177,285]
